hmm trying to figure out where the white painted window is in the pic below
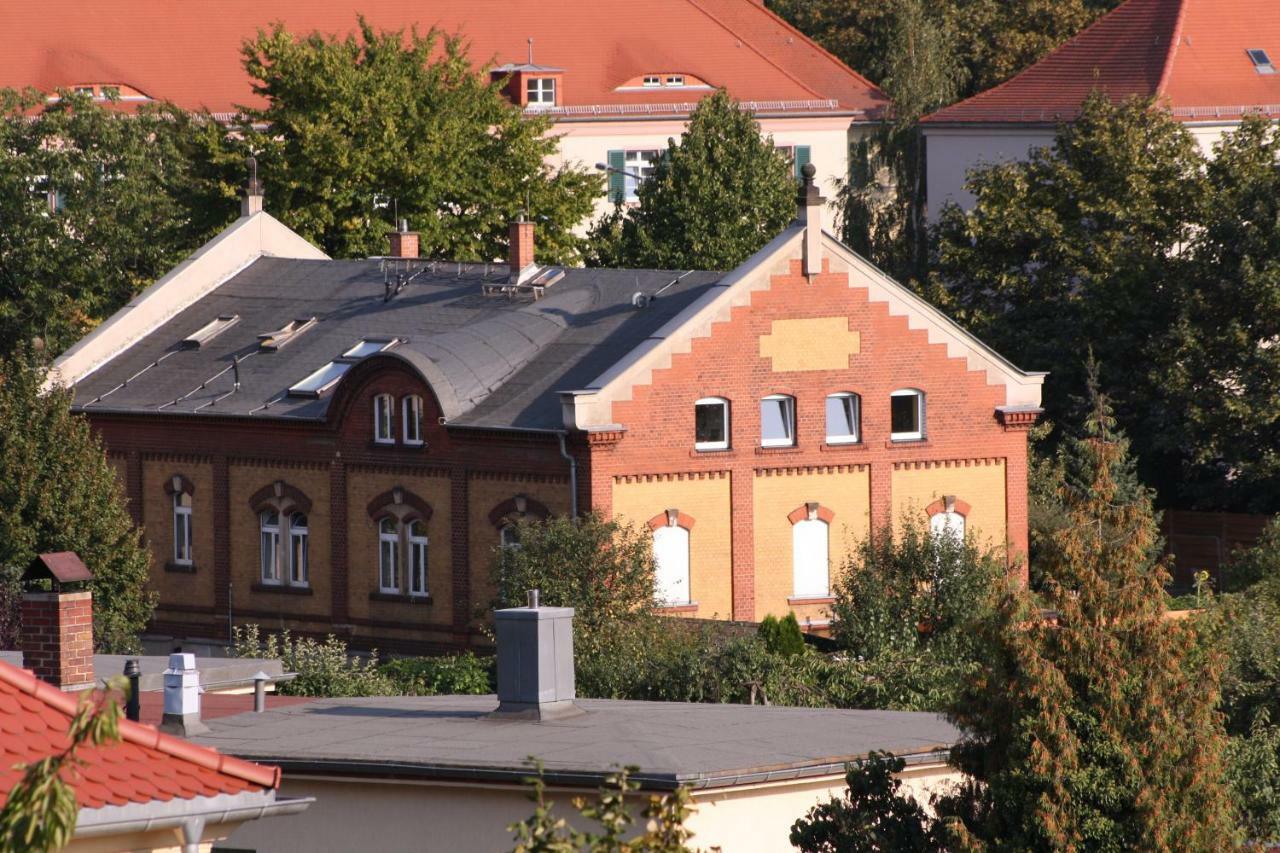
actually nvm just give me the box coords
[826,392,860,444]
[499,523,521,550]
[172,492,193,565]
[259,510,281,584]
[623,150,661,201]
[408,520,429,597]
[373,394,394,444]
[890,389,925,441]
[403,395,424,445]
[930,511,965,541]
[379,517,400,593]
[289,512,309,585]
[643,75,661,87]
[665,75,685,86]
[694,397,729,450]
[761,394,796,447]
[526,77,557,108]
[792,518,830,597]
[653,524,690,605]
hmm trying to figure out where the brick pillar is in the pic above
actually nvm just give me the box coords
[330,454,350,624]
[1005,448,1030,586]
[730,470,755,621]
[125,450,143,528]
[451,468,471,645]
[22,591,94,690]
[387,229,419,259]
[870,462,894,536]
[508,217,534,277]
[212,456,231,639]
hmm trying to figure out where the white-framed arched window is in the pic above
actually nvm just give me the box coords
[289,512,309,585]
[792,517,830,598]
[379,517,400,592]
[172,491,193,566]
[259,510,282,584]
[694,397,730,451]
[825,392,861,444]
[890,389,925,441]
[373,393,395,444]
[653,523,691,606]
[761,394,797,447]
[930,510,965,542]
[403,395,424,445]
[408,520,429,597]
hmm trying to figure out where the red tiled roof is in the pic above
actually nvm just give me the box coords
[924,0,1280,125]
[0,661,279,810]
[0,0,887,118]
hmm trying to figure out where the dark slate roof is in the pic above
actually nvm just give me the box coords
[71,257,725,431]
[193,695,959,790]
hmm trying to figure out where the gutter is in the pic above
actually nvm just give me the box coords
[74,790,314,848]
[558,431,578,519]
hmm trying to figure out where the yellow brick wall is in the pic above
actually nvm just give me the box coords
[611,472,733,619]
[345,469,451,625]
[758,316,860,372]
[228,464,331,617]
[142,461,215,612]
[891,459,1008,551]
[468,477,571,613]
[752,466,870,622]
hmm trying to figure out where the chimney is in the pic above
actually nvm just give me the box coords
[490,589,582,720]
[21,552,95,692]
[387,218,419,259]
[798,162,825,277]
[241,155,265,217]
[159,653,209,737]
[508,214,536,284]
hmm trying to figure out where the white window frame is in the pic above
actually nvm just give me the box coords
[890,389,925,442]
[172,492,193,566]
[622,149,661,202]
[825,392,861,444]
[930,511,965,542]
[402,395,424,445]
[792,517,830,598]
[665,75,685,86]
[526,77,556,108]
[642,75,661,87]
[378,517,400,593]
[653,523,691,606]
[408,520,429,597]
[289,512,309,586]
[760,394,797,447]
[694,397,730,451]
[259,510,282,584]
[373,393,394,444]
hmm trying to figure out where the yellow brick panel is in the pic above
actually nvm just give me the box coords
[142,460,215,612]
[891,460,1007,551]
[752,467,870,620]
[468,477,571,613]
[758,317,860,372]
[611,473,732,619]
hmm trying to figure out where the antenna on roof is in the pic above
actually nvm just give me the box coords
[232,355,241,391]
[528,37,534,65]
[241,156,264,216]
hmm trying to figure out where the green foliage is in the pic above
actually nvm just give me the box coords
[0,679,125,852]
[758,613,806,657]
[379,652,493,696]
[1222,517,1280,594]
[0,349,154,652]
[789,752,940,853]
[939,383,1236,850]
[1225,718,1280,844]
[585,90,795,271]
[236,19,598,263]
[508,761,701,852]
[232,625,394,697]
[829,517,1006,711]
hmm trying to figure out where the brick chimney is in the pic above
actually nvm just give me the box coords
[387,219,419,258]
[508,214,535,283]
[21,552,95,691]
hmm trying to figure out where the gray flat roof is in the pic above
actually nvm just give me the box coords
[0,651,283,692]
[193,695,958,790]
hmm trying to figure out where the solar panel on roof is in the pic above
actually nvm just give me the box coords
[1247,49,1276,74]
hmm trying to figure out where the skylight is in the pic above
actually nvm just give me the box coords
[1248,49,1276,74]
[343,339,396,359]
[288,362,351,398]
[258,317,317,352]
[180,315,239,350]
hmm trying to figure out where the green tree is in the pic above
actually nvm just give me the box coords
[0,350,153,652]
[939,383,1236,850]
[235,19,598,263]
[758,613,806,657]
[586,90,796,270]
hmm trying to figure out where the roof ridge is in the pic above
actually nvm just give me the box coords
[1154,0,1189,96]
[0,659,280,791]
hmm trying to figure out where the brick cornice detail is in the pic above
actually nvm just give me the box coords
[893,457,1004,470]
[924,496,972,518]
[247,480,313,514]
[646,510,696,531]
[348,463,451,479]
[755,464,867,477]
[787,503,835,525]
[488,496,551,528]
[586,430,625,447]
[469,471,569,485]
[996,407,1042,431]
[614,471,729,484]
[366,487,434,523]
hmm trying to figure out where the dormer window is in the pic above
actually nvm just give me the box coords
[1248,48,1276,74]
[665,75,685,87]
[526,77,557,109]
[643,75,661,87]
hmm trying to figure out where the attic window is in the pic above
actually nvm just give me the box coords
[288,362,351,398]
[526,77,557,109]
[643,75,661,87]
[665,75,685,86]
[258,317,317,352]
[1248,49,1276,74]
[343,339,396,359]
[180,315,239,350]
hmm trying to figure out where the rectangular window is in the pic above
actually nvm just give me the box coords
[890,390,924,441]
[289,361,351,397]
[793,519,830,597]
[343,339,395,359]
[403,396,424,445]
[173,493,193,565]
[825,393,860,444]
[665,75,685,86]
[623,150,661,202]
[694,398,729,451]
[526,77,556,108]
[1248,48,1276,73]
[653,525,690,606]
[374,394,394,444]
[409,523,429,597]
[643,75,661,87]
[289,514,309,585]
[379,518,400,593]
[761,395,796,447]
[260,512,281,584]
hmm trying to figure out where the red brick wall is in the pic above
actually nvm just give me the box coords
[22,591,94,689]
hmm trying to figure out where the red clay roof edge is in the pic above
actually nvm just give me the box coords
[1154,0,1189,95]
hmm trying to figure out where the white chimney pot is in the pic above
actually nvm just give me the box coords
[163,653,201,717]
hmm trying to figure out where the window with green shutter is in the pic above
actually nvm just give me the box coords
[793,145,811,181]
[607,149,625,203]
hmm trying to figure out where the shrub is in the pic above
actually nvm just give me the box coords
[232,625,394,697]
[1226,720,1280,844]
[759,613,806,657]
[1222,516,1280,594]
[380,652,494,696]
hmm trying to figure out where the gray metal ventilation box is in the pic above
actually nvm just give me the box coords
[491,591,583,721]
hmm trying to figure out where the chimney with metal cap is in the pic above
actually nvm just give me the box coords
[159,653,209,736]
[508,213,536,284]
[490,589,582,720]
[387,217,419,258]
[798,162,825,277]
[21,552,95,691]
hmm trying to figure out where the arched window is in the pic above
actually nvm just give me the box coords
[373,393,395,444]
[402,395,424,445]
[172,491,193,566]
[653,524,691,606]
[499,523,521,550]
[930,510,965,541]
[694,397,730,451]
[259,510,281,584]
[890,389,925,441]
[825,392,861,444]
[760,394,796,447]
[379,517,400,593]
[289,512,309,585]
[792,516,830,598]
[408,520,429,597]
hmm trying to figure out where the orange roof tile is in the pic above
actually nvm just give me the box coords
[924,0,1280,125]
[0,0,887,119]
[0,660,279,811]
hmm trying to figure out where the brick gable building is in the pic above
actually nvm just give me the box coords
[55,175,1042,650]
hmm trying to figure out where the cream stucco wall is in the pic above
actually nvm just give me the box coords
[922,127,1056,220]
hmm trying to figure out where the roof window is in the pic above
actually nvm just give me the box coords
[1248,49,1276,74]
[665,75,685,87]
[288,362,351,398]
[343,339,396,359]
[643,75,661,87]
[180,315,239,350]
[258,317,317,352]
